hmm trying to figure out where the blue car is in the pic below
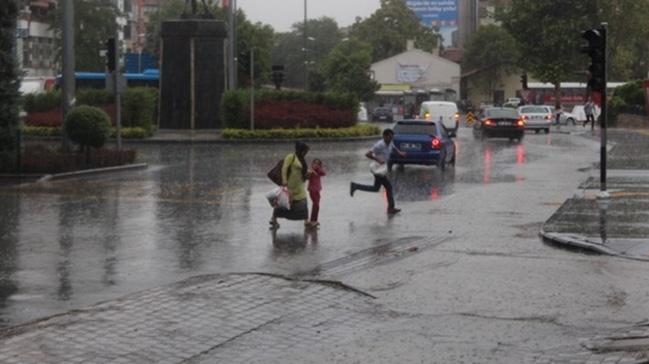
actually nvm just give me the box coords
[388,120,457,172]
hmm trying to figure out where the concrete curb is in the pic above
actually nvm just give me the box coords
[37,163,148,182]
[539,228,649,262]
[23,135,381,145]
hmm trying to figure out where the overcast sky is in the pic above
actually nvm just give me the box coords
[237,0,381,32]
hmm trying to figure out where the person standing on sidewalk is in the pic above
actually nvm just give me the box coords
[350,129,406,215]
[584,98,596,130]
[306,158,326,228]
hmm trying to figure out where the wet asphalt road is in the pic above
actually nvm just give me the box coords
[0,125,601,328]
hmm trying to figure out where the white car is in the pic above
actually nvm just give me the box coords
[517,105,553,133]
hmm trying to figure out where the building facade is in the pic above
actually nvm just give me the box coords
[16,0,58,77]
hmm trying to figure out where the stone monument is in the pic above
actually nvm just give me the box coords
[158,4,226,129]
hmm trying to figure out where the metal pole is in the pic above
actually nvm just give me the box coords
[113,36,122,149]
[303,0,308,90]
[250,49,254,130]
[227,0,235,89]
[62,0,75,149]
[599,22,608,198]
[233,0,238,88]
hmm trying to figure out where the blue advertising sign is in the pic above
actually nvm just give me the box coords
[406,0,458,46]
[405,0,458,27]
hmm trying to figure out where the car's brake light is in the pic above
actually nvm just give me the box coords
[484,119,494,126]
[431,138,442,150]
[516,119,525,127]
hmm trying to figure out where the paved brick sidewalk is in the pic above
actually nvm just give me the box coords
[0,273,379,364]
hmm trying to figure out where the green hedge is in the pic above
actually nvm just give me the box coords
[221,124,380,139]
[122,88,156,131]
[76,89,115,106]
[23,90,61,113]
[221,89,359,129]
[23,87,157,131]
[23,126,150,139]
[23,126,61,137]
[609,80,646,124]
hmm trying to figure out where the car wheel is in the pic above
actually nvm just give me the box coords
[567,118,575,125]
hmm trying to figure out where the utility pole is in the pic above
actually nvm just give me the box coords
[303,0,307,90]
[62,0,75,149]
[250,49,254,130]
[227,0,237,89]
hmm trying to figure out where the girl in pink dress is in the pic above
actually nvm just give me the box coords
[307,159,326,228]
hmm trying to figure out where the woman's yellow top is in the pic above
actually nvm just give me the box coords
[281,153,306,201]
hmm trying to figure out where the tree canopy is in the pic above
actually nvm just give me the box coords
[463,25,520,100]
[50,0,120,72]
[319,39,379,101]
[0,0,20,154]
[349,0,439,62]
[272,17,343,89]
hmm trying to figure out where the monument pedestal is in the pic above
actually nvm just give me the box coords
[159,20,226,130]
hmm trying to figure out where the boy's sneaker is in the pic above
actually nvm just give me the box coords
[387,208,401,215]
[349,183,355,197]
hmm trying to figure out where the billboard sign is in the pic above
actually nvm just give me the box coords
[406,0,458,47]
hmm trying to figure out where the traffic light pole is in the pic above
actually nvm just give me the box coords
[599,23,608,198]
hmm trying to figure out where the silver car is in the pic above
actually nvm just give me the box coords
[517,105,553,133]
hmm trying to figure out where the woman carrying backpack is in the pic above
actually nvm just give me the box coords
[269,141,310,230]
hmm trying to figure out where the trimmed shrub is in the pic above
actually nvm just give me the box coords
[609,80,647,125]
[221,123,380,139]
[63,106,112,149]
[17,145,136,174]
[122,87,156,131]
[112,127,150,139]
[221,90,358,129]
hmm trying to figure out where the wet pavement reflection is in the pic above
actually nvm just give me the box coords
[0,128,580,327]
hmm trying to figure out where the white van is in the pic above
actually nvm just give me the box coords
[419,101,460,131]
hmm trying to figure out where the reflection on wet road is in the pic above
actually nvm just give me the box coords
[0,128,587,327]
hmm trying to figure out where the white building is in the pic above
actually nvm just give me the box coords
[371,44,461,98]
[16,0,58,77]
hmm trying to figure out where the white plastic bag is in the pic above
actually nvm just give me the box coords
[265,187,291,209]
[369,161,388,176]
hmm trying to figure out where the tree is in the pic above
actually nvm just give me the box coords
[500,0,593,107]
[349,0,439,62]
[50,0,120,72]
[0,0,20,155]
[591,1,649,80]
[321,39,379,101]
[462,25,520,101]
[272,17,343,89]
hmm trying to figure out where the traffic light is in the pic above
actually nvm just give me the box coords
[520,73,528,90]
[271,65,285,90]
[238,51,251,76]
[106,37,116,72]
[581,27,606,93]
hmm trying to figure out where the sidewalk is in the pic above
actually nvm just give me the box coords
[541,128,649,261]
